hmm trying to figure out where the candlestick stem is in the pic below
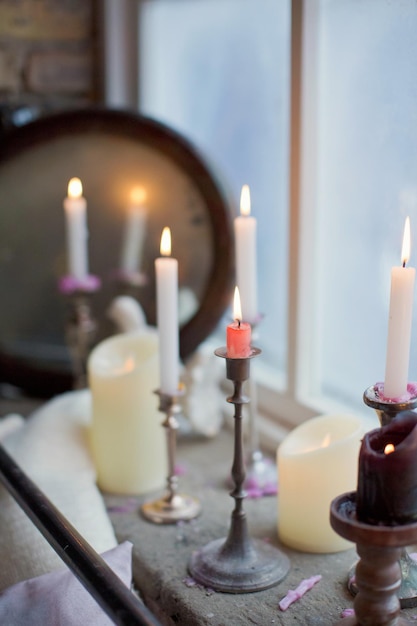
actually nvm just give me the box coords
[188,347,290,593]
[332,492,417,626]
[65,292,97,390]
[347,384,417,608]
[140,389,201,524]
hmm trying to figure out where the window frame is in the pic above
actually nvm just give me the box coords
[101,0,363,451]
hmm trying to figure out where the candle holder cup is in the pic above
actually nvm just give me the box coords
[141,387,201,524]
[188,346,290,593]
[331,492,417,626]
[347,383,417,608]
[59,275,101,390]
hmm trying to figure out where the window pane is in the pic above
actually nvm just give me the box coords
[139,0,291,376]
[316,0,417,410]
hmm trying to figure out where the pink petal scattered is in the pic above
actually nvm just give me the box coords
[175,463,188,476]
[183,576,198,587]
[279,575,322,611]
[341,609,355,618]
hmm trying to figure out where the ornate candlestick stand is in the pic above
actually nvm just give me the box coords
[114,269,147,297]
[188,347,290,593]
[348,383,417,608]
[59,275,101,390]
[244,320,278,494]
[331,492,417,626]
[141,389,201,524]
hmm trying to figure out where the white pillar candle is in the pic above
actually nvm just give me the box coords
[120,187,147,274]
[63,177,88,279]
[155,227,179,395]
[384,217,416,399]
[234,184,258,322]
[277,414,364,553]
[88,329,167,495]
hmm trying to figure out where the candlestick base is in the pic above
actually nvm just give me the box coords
[189,346,290,593]
[332,492,417,626]
[189,535,290,593]
[140,388,201,525]
[141,493,201,525]
[347,384,417,608]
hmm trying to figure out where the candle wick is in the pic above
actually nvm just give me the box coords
[403,260,407,268]
[237,319,241,328]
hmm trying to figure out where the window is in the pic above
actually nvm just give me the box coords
[103,0,417,438]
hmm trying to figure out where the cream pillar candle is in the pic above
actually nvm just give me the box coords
[88,329,167,495]
[277,414,363,553]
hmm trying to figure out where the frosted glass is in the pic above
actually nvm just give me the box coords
[139,0,290,373]
[316,0,417,410]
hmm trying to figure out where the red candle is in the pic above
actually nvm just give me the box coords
[356,412,417,525]
[226,287,252,358]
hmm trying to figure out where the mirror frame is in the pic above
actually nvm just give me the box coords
[0,107,234,396]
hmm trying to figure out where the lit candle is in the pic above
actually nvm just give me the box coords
[155,227,179,395]
[384,217,416,399]
[356,412,417,525]
[234,184,258,322]
[120,186,147,274]
[226,286,252,358]
[63,177,88,279]
[277,413,363,553]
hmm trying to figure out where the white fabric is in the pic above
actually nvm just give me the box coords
[0,390,117,591]
[0,541,133,626]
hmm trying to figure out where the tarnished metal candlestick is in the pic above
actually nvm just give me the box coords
[188,346,290,593]
[244,320,277,494]
[348,383,417,608]
[114,269,147,297]
[331,492,417,626]
[141,388,201,524]
[59,275,101,390]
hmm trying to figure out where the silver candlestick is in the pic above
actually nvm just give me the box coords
[188,346,290,593]
[141,388,201,524]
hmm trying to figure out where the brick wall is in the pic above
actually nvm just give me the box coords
[0,0,99,122]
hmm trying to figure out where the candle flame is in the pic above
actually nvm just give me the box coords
[68,177,83,199]
[401,216,411,266]
[384,443,395,455]
[240,184,251,217]
[160,227,171,256]
[321,433,331,448]
[233,286,243,322]
[130,186,146,204]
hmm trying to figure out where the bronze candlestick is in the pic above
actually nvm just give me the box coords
[59,275,100,390]
[331,492,417,626]
[141,389,201,524]
[188,346,290,593]
[348,383,417,608]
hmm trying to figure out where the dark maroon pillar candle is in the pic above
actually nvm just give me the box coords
[356,413,417,525]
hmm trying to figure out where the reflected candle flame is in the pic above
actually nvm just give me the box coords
[130,186,146,204]
[68,177,83,199]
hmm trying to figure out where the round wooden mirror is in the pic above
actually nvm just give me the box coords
[0,108,234,396]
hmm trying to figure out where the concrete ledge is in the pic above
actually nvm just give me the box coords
[105,430,417,625]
